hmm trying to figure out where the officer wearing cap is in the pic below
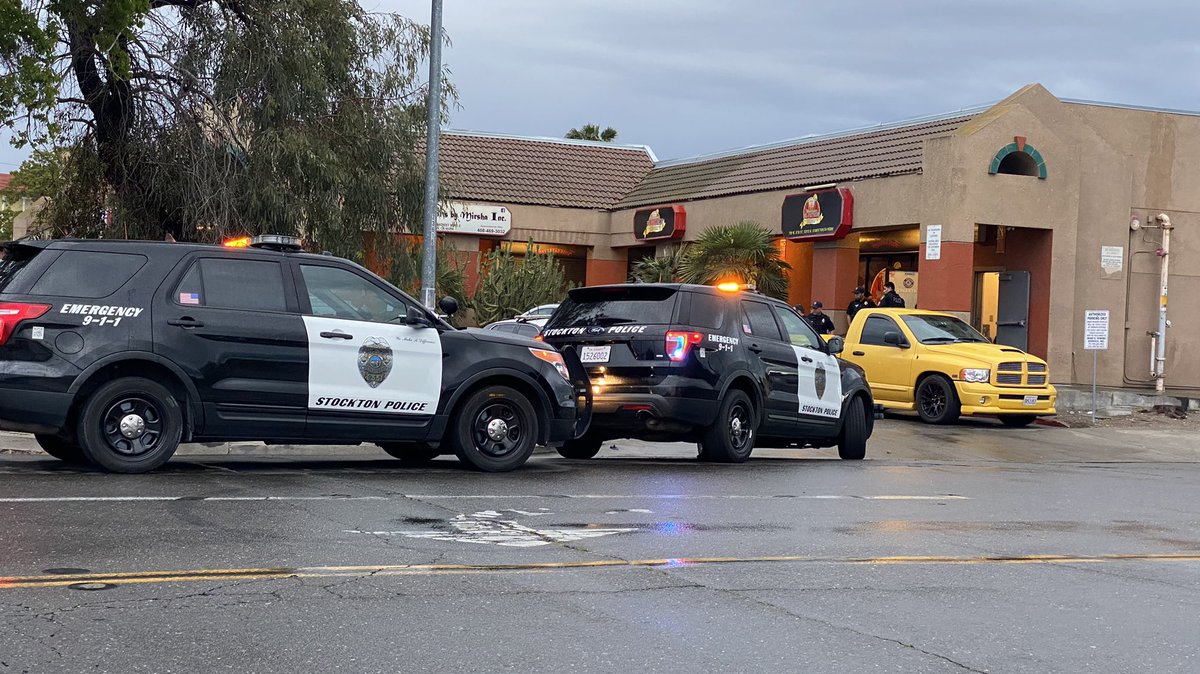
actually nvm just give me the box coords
[847,286,876,324]
[805,300,835,335]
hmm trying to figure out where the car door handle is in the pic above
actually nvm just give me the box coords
[320,331,354,340]
[852,351,866,357]
[749,343,763,354]
[167,318,204,328]
[800,355,814,363]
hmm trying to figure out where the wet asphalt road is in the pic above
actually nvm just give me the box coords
[1,418,1199,673]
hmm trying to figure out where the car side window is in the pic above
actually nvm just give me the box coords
[742,301,784,342]
[173,257,288,312]
[861,315,901,346]
[775,307,821,349]
[300,265,406,324]
[514,323,541,337]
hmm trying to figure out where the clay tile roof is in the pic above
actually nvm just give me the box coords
[439,131,655,209]
[615,109,984,209]
[0,173,11,192]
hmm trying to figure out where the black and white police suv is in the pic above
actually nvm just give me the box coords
[540,283,875,462]
[0,236,580,473]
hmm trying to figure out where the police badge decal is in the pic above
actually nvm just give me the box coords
[358,337,393,388]
[814,363,827,400]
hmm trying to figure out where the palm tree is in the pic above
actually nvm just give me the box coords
[565,124,618,142]
[629,244,688,283]
[678,221,791,299]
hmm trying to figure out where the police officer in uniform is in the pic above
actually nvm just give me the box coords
[847,286,876,323]
[805,300,835,335]
[879,281,906,308]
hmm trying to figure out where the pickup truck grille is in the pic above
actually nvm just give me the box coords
[992,362,1050,387]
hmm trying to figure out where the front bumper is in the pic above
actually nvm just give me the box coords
[954,382,1057,416]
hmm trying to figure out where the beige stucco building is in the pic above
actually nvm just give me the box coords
[433,84,1200,394]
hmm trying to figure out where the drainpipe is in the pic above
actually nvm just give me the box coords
[1154,213,1172,393]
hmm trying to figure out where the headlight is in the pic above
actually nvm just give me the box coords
[959,368,990,383]
[529,348,570,381]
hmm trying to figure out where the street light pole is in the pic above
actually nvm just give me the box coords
[419,0,444,310]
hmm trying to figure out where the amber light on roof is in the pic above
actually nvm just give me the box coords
[223,237,252,248]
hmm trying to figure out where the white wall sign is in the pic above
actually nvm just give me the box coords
[1100,246,1124,272]
[437,202,512,236]
[1084,310,1109,350]
[925,224,942,260]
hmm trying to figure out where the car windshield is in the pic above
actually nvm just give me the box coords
[901,314,990,344]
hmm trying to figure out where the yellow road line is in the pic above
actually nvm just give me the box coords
[2,552,1198,590]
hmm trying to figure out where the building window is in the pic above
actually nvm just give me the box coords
[988,141,1047,179]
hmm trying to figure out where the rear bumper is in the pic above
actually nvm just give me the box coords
[0,387,74,434]
[589,392,719,430]
[955,382,1057,416]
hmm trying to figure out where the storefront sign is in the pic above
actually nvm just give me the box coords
[437,202,512,236]
[781,188,853,241]
[633,205,686,241]
[925,224,942,260]
[1084,310,1109,350]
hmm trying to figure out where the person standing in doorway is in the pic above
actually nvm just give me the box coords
[805,300,835,335]
[879,281,906,308]
[847,286,876,324]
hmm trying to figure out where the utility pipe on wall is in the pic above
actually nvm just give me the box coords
[1154,213,1172,393]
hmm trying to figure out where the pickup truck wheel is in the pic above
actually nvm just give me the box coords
[557,436,603,459]
[76,377,183,473]
[916,375,960,425]
[34,434,87,464]
[378,442,442,465]
[449,385,538,472]
[698,390,756,463]
[837,399,868,460]
[999,415,1037,428]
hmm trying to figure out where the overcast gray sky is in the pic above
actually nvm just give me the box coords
[3,0,1198,171]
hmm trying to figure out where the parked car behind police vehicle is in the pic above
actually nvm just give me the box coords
[0,236,579,473]
[540,283,875,462]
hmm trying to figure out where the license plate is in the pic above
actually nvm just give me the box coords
[580,346,611,364]
[1022,395,1038,407]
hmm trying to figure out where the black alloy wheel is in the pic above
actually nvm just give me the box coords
[450,385,538,472]
[77,377,183,473]
[915,375,960,425]
[556,435,603,459]
[698,389,756,463]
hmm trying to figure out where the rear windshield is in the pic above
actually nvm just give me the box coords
[0,245,40,293]
[548,286,679,328]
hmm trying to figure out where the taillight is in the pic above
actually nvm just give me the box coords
[0,302,51,345]
[665,330,703,361]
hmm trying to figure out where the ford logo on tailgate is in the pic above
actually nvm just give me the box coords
[586,326,606,335]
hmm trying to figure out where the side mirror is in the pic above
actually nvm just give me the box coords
[438,296,459,317]
[883,331,908,348]
[825,335,845,355]
[404,305,431,328]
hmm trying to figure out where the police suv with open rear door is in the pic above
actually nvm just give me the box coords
[541,283,875,462]
[0,235,580,473]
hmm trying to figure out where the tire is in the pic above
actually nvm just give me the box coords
[698,390,756,463]
[378,442,442,465]
[999,415,1037,428]
[915,375,960,425]
[556,436,603,459]
[34,434,87,464]
[76,377,183,473]
[837,398,868,460]
[448,385,539,472]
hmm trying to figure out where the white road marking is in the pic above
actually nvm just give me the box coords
[346,510,637,548]
[0,494,967,503]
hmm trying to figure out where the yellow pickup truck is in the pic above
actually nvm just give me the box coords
[842,309,1056,425]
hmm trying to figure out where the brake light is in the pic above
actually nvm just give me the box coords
[665,331,703,361]
[0,302,51,345]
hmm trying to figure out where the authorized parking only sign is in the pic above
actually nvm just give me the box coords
[1084,310,1109,350]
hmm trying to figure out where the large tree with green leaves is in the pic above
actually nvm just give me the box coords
[1,1,450,261]
[565,123,617,142]
[678,221,791,299]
